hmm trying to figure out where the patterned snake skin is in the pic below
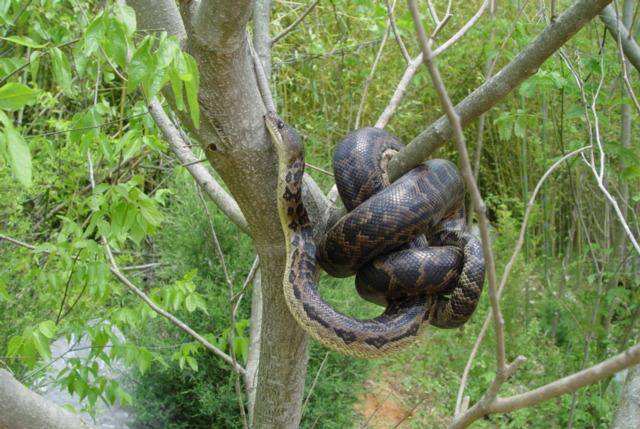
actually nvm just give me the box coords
[266,112,485,358]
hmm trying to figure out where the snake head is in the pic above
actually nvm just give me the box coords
[265,111,304,160]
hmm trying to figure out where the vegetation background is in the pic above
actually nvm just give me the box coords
[0,0,638,427]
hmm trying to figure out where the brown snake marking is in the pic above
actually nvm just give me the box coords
[266,112,485,358]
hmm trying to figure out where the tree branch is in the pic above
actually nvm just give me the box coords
[0,370,95,429]
[148,98,250,234]
[388,0,614,181]
[375,0,491,129]
[490,343,640,414]
[125,0,186,40]
[600,4,640,73]
[271,0,320,46]
[408,0,506,377]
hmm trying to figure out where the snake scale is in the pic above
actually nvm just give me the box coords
[266,112,485,358]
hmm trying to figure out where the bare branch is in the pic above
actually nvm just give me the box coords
[388,0,615,181]
[271,0,320,46]
[376,0,491,128]
[249,38,277,112]
[148,98,250,234]
[600,5,640,73]
[195,185,249,428]
[408,0,505,376]
[384,0,412,63]
[355,25,391,129]
[491,343,640,414]
[454,146,591,415]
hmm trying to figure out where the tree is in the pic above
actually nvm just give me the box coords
[1,0,639,428]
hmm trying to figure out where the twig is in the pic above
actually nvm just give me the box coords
[271,0,320,45]
[384,0,411,63]
[195,185,249,429]
[147,98,250,234]
[409,0,506,375]
[375,0,490,128]
[249,36,277,113]
[120,262,164,271]
[454,146,591,415]
[355,23,391,129]
[387,0,615,180]
[301,352,329,417]
[305,163,334,177]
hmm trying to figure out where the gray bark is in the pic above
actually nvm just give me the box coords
[600,5,640,73]
[126,2,310,427]
[125,0,186,41]
[387,0,614,181]
[611,4,638,429]
[612,366,640,429]
[0,370,95,429]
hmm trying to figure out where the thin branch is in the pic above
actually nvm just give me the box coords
[600,4,640,73]
[248,37,277,112]
[305,162,334,177]
[454,146,591,415]
[355,23,391,129]
[0,232,247,376]
[384,0,411,63]
[196,185,249,429]
[147,98,250,234]
[490,343,640,414]
[388,0,615,181]
[375,0,490,128]
[270,0,320,45]
[408,0,506,374]
[301,352,330,417]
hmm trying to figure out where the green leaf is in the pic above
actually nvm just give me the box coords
[183,54,200,128]
[103,18,129,69]
[114,4,137,36]
[0,82,39,111]
[169,65,185,111]
[126,37,154,92]
[6,335,24,357]
[136,347,153,374]
[1,36,47,48]
[83,14,105,56]
[0,281,9,302]
[233,336,249,364]
[31,330,51,360]
[622,165,640,181]
[50,47,72,94]
[38,320,57,339]
[185,294,196,313]
[185,356,198,372]
[1,112,32,187]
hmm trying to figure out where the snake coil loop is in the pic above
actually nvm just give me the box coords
[267,112,485,358]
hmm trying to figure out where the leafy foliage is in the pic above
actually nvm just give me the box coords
[1,0,639,427]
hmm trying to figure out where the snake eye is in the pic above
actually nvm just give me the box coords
[277,120,285,129]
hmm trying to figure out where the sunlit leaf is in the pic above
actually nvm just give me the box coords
[0,82,39,110]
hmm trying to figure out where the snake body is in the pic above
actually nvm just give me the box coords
[266,112,485,358]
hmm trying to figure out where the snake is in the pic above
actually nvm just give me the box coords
[266,112,485,358]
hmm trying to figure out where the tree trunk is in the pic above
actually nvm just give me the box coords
[128,2,311,426]
[612,366,640,429]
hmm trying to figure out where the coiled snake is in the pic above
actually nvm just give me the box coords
[266,112,485,358]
